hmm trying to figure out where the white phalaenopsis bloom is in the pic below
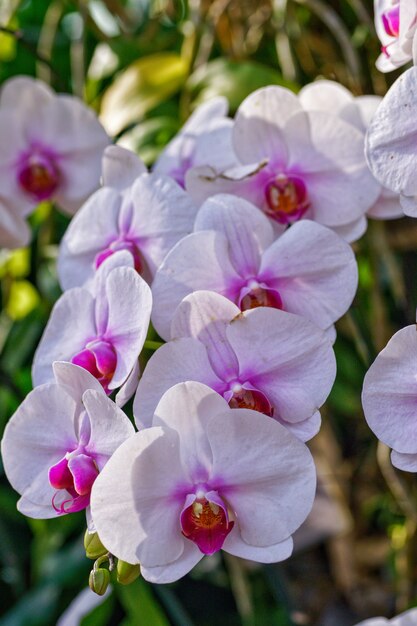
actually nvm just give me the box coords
[152,97,235,188]
[58,145,198,290]
[299,79,403,222]
[0,76,109,248]
[135,290,336,442]
[374,0,417,71]
[1,362,134,525]
[366,67,417,218]
[152,194,358,340]
[91,381,316,583]
[33,250,152,404]
[186,85,380,242]
[362,322,417,472]
[355,608,417,625]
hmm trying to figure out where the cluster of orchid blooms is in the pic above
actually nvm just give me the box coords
[1,1,417,620]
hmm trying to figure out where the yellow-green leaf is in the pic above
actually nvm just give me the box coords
[100,53,189,136]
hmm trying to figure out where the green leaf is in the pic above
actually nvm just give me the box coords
[186,59,298,112]
[116,577,170,626]
[100,53,189,136]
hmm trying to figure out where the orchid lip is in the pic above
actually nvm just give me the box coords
[17,148,61,201]
[95,239,143,274]
[49,449,99,515]
[180,491,234,555]
[225,382,275,417]
[71,339,117,393]
[238,281,283,312]
[264,173,310,224]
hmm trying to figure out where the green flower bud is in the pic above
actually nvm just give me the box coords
[89,567,110,596]
[84,530,107,560]
[116,560,141,585]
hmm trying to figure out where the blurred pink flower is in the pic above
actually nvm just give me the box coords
[0,76,109,248]
[91,381,316,583]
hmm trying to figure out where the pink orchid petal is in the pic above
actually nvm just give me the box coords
[68,454,99,496]
[49,456,73,490]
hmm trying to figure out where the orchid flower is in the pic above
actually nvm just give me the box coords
[91,381,316,583]
[355,608,417,625]
[153,97,235,188]
[186,86,380,242]
[33,250,152,404]
[1,362,134,526]
[57,145,198,290]
[151,193,358,341]
[299,80,403,222]
[366,67,417,218]
[0,76,109,248]
[135,290,336,441]
[374,0,417,72]
[362,323,417,472]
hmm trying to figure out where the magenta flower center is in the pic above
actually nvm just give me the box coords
[227,382,274,417]
[239,280,282,312]
[264,174,310,224]
[382,4,400,36]
[49,450,99,514]
[71,339,117,393]
[95,239,143,274]
[181,494,234,554]
[18,151,61,201]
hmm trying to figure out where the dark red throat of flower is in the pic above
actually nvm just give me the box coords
[240,286,282,311]
[18,156,61,201]
[264,175,310,224]
[228,387,274,417]
[382,4,400,37]
[181,497,234,555]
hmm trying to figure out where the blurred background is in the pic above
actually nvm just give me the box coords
[0,0,417,624]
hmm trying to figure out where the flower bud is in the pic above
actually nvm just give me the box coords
[116,560,141,585]
[84,530,107,560]
[89,567,110,596]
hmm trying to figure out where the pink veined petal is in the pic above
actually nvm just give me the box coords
[151,230,241,341]
[232,86,298,164]
[32,288,96,387]
[17,496,60,520]
[171,291,240,381]
[194,194,274,276]
[258,220,358,330]
[152,381,229,483]
[391,451,417,473]
[133,338,225,430]
[92,250,134,335]
[54,148,105,216]
[331,216,368,243]
[366,67,417,197]
[91,427,189,567]
[226,307,336,424]
[140,541,203,584]
[223,525,294,563]
[0,202,31,249]
[68,454,99,495]
[399,193,417,218]
[362,325,417,455]
[367,187,403,220]
[82,389,135,468]
[207,409,316,546]
[1,384,78,509]
[299,80,353,114]
[278,410,322,442]
[58,186,122,290]
[128,173,198,276]
[104,267,152,389]
[52,362,103,415]
[102,145,147,190]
